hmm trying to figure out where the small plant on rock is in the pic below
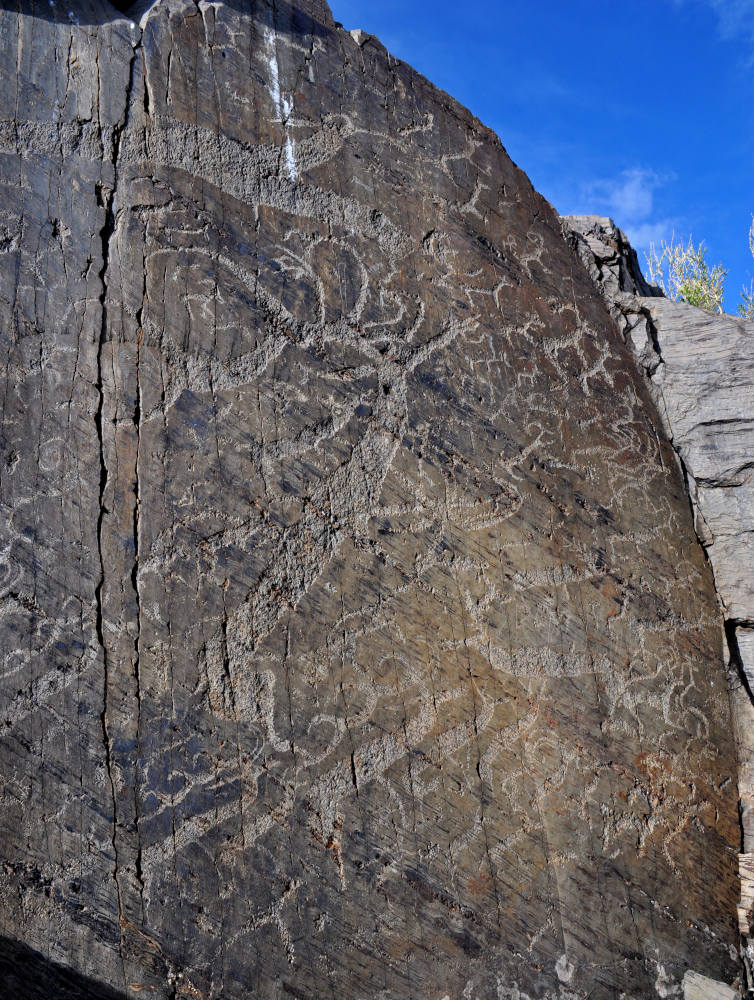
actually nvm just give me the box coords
[645,234,727,314]
[737,216,754,320]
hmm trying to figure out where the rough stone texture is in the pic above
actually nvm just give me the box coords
[564,215,659,302]
[563,215,663,371]
[563,217,754,631]
[565,213,754,977]
[0,6,743,1000]
[642,298,754,952]
[684,970,741,1000]
[639,300,754,626]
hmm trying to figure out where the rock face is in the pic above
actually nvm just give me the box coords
[636,300,754,930]
[565,214,754,978]
[0,4,743,999]
[565,219,754,635]
[639,301,754,625]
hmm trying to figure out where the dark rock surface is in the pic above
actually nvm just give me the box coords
[0,4,743,998]
[564,214,754,989]
[0,934,129,1000]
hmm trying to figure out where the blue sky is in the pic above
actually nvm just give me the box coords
[329,0,754,313]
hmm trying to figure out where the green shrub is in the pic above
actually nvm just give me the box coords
[645,235,727,314]
[737,216,754,320]
[644,218,754,319]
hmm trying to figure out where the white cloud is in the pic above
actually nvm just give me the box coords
[584,168,661,223]
[623,221,675,249]
[705,0,754,36]
[561,168,677,251]
[672,0,754,51]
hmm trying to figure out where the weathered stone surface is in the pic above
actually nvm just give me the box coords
[0,934,132,1000]
[564,214,659,302]
[565,213,754,975]
[740,629,754,692]
[684,970,740,1000]
[641,300,754,623]
[642,298,754,958]
[563,216,754,630]
[562,215,663,371]
[0,7,743,1000]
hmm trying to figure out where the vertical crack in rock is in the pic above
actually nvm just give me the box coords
[95,153,123,976]
[95,24,143,967]
[133,246,146,916]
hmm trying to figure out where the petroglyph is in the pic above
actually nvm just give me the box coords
[0,3,742,998]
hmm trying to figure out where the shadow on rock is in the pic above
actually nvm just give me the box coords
[0,935,129,1000]
[0,0,333,35]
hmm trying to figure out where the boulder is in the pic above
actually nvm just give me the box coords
[0,5,742,998]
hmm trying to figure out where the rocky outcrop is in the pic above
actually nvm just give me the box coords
[0,4,744,999]
[564,222,754,630]
[638,302,754,917]
[638,301,754,625]
[565,214,754,985]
